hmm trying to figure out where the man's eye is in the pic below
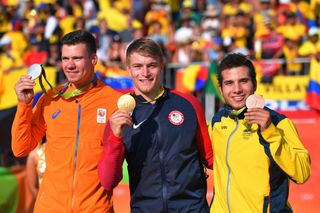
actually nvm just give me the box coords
[148,64,157,69]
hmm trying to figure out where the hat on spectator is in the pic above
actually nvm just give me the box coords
[260,0,271,3]
[308,27,319,36]
[204,5,219,17]
[0,36,12,46]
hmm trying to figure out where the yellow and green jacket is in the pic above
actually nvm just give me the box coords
[209,105,311,213]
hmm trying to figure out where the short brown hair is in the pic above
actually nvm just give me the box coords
[126,38,164,65]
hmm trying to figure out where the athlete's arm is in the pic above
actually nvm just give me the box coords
[98,122,125,191]
[261,118,311,184]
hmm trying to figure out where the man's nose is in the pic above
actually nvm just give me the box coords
[141,65,149,76]
[233,83,242,93]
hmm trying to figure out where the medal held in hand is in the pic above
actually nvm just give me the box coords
[117,94,136,115]
[27,64,42,80]
[244,94,265,130]
[246,94,265,109]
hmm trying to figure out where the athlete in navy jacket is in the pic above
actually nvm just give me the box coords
[98,38,213,212]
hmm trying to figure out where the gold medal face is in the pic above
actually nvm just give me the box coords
[246,94,265,109]
[117,94,136,114]
[27,64,42,80]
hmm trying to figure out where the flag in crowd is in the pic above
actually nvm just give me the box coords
[205,61,223,102]
[306,57,320,110]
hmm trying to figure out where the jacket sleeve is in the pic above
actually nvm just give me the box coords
[192,96,213,169]
[11,98,46,157]
[261,118,311,184]
[98,122,125,191]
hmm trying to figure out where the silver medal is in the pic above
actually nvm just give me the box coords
[27,64,42,80]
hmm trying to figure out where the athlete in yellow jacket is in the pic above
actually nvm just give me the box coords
[209,53,311,212]
[12,30,122,212]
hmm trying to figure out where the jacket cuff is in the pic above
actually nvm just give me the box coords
[109,131,123,143]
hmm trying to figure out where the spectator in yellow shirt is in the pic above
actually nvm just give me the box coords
[298,27,320,57]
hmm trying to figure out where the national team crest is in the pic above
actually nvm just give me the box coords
[168,110,184,125]
[97,108,107,123]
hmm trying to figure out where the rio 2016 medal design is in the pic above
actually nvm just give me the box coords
[246,94,265,109]
[117,94,136,115]
[27,64,42,80]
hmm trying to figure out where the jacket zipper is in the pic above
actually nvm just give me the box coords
[226,118,239,213]
[71,104,81,212]
[159,149,168,212]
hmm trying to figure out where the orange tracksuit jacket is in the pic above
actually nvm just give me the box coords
[12,80,122,212]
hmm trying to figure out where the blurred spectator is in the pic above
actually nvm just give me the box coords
[0,36,24,74]
[59,5,76,36]
[274,36,302,75]
[203,36,224,62]
[298,27,320,58]
[40,3,61,51]
[179,0,202,26]
[148,20,168,47]
[276,10,306,41]
[289,0,316,28]
[254,17,285,59]
[23,38,48,66]
[174,14,193,45]
[81,0,98,29]
[145,1,170,36]
[74,17,86,30]
[106,34,126,69]
[201,4,221,40]
[221,14,249,55]
[2,19,28,54]
[94,18,117,64]
[119,11,142,44]
[222,0,253,16]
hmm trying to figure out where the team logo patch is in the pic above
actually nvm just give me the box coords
[97,108,107,123]
[168,110,184,125]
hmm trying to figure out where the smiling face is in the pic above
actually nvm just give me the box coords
[219,66,256,110]
[127,52,163,101]
[61,43,97,89]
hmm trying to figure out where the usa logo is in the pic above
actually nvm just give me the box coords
[168,110,184,125]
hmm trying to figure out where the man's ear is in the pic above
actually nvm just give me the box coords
[92,54,98,65]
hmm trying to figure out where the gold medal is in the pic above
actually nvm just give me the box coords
[117,94,136,115]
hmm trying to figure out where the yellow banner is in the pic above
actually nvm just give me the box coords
[256,75,309,100]
[0,67,57,110]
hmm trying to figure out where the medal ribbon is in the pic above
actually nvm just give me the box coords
[38,65,97,99]
[231,106,252,129]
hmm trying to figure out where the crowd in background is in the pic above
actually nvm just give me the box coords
[1,0,320,86]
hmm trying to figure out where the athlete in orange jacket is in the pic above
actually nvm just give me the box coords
[12,30,122,212]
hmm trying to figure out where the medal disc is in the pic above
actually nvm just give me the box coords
[246,94,265,109]
[117,94,136,114]
[27,64,42,80]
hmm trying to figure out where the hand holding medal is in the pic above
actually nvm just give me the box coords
[244,94,267,130]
